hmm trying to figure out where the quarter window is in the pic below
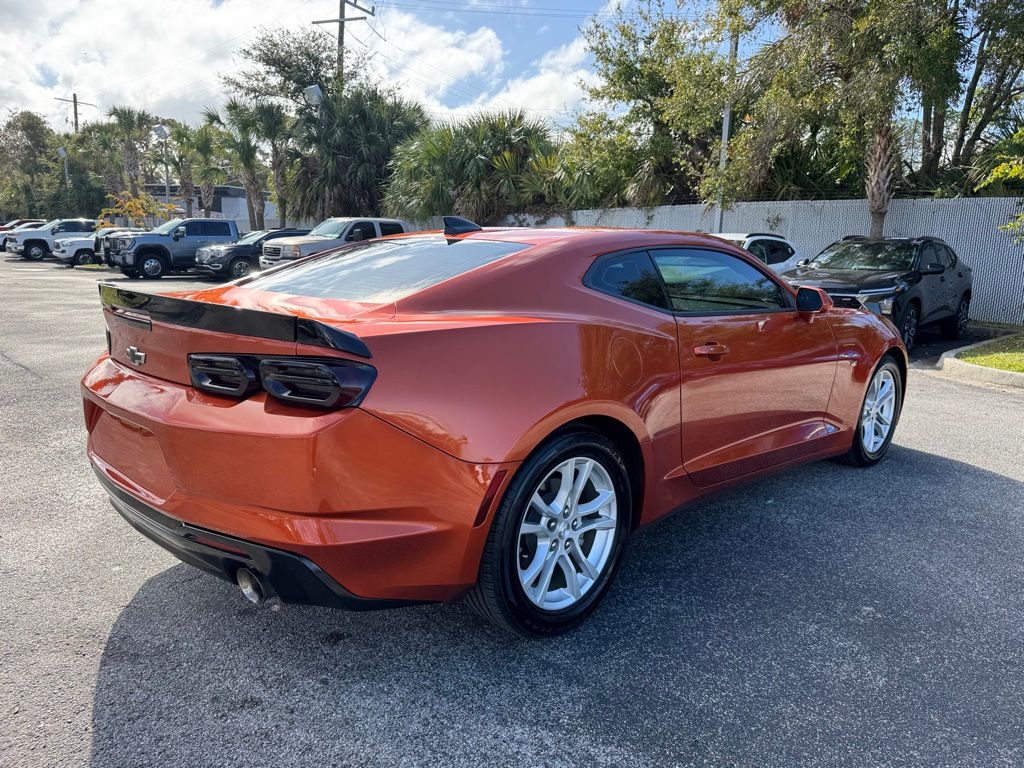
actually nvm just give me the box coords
[585,251,670,310]
[651,248,788,312]
[379,222,405,237]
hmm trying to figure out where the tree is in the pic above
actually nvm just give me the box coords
[168,123,196,216]
[204,101,266,229]
[221,27,367,109]
[239,102,293,227]
[106,106,155,197]
[292,86,427,220]
[191,125,225,217]
[385,110,557,224]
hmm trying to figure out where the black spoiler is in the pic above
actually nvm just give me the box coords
[98,284,372,359]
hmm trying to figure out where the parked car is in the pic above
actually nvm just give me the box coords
[94,227,146,267]
[83,218,907,636]
[0,218,44,232]
[0,220,46,251]
[710,232,803,273]
[781,236,973,348]
[52,236,97,266]
[196,228,311,280]
[108,218,240,278]
[259,217,411,269]
[7,218,97,260]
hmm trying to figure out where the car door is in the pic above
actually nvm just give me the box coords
[916,243,947,322]
[204,220,235,246]
[649,246,838,487]
[939,245,968,313]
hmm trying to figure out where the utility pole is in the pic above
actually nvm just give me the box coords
[53,93,99,133]
[714,29,740,234]
[312,1,374,92]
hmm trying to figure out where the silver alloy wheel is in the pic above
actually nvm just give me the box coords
[861,368,897,453]
[76,251,91,266]
[141,256,163,277]
[517,456,617,611]
[28,245,44,260]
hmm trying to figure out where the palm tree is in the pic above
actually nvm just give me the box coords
[192,125,225,217]
[203,100,266,229]
[169,123,196,216]
[291,86,428,220]
[240,102,293,227]
[106,106,155,196]
[386,110,555,223]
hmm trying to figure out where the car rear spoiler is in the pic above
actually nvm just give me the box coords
[98,284,372,359]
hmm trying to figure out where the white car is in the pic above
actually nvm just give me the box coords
[711,232,802,274]
[52,236,97,266]
[6,218,98,260]
[260,217,413,270]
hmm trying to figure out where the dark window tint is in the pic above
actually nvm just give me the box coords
[651,248,788,312]
[920,243,941,269]
[70,221,94,232]
[763,240,794,265]
[244,235,526,302]
[202,221,233,237]
[379,222,405,237]
[184,221,203,236]
[940,245,957,267]
[346,221,377,241]
[746,240,770,264]
[585,251,669,309]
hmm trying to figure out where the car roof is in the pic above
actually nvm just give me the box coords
[400,226,757,252]
[713,232,787,240]
[839,235,945,245]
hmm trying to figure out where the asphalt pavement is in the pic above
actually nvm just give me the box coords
[1,256,1023,767]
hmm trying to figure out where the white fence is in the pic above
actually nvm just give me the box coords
[506,197,1024,326]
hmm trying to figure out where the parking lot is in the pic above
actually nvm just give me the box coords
[1,255,1022,767]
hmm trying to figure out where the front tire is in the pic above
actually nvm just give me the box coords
[74,250,93,266]
[229,258,253,279]
[840,356,903,467]
[467,429,631,636]
[25,243,47,261]
[138,253,166,279]
[897,303,919,349]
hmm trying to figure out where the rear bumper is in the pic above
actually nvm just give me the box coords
[94,464,417,610]
[82,355,514,603]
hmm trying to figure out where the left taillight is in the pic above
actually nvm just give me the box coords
[187,354,375,409]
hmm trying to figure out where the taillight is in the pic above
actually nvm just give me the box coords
[187,354,375,409]
[189,354,259,397]
[259,359,376,408]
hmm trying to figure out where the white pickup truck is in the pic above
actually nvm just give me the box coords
[259,217,413,270]
[6,218,98,260]
[52,236,98,266]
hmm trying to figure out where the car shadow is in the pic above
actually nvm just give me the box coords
[88,447,1024,766]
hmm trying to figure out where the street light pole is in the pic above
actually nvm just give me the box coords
[57,147,69,185]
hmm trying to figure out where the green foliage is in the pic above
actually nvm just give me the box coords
[289,86,428,220]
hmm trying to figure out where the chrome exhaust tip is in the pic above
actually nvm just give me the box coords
[236,568,265,604]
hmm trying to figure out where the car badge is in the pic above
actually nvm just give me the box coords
[126,346,147,366]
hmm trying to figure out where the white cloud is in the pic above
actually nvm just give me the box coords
[0,0,597,131]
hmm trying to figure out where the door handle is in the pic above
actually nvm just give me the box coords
[693,343,729,357]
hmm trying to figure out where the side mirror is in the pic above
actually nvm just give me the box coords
[347,230,365,242]
[920,262,945,275]
[51,226,59,235]
[796,285,832,314]
[796,258,809,267]
[172,226,186,240]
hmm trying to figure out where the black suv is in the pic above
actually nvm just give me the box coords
[781,236,973,348]
[194,228,310,280]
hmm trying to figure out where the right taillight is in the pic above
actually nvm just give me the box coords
[187,354,376,409]
[259,359,376,408]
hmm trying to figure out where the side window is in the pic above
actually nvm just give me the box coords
[54,223,68,233]
[745,240,770,264]
[651,248,789,313]
[941,245,957,268]
[71,221,90,233]
[584,251,670,310]
[346,221,377,241]
[379,222,405,237]
[202,221,232,237]
[184,221,203,236]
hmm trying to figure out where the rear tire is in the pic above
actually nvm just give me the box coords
[839,356,903,467]
[941,295,969,340]
[467,429,631,636]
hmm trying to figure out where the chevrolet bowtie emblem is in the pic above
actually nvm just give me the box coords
[126,345,147,366]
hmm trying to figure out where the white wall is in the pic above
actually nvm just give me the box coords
[506,198,1024,326]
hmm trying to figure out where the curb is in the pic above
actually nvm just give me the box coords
[936,333,1024,390]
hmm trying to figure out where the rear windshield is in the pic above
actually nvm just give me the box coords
[244,235,527,302]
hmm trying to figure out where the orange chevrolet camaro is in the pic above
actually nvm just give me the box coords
[82,218,907,635]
